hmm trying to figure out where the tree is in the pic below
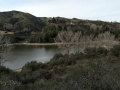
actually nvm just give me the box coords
[73,31,82,52]
[94,31,115,49]
[54,30,95,54]
[81,34,94,49]
[54,30,75,55]
[73,31,95,52]
[54,30,116,55]
[0,34,12,66]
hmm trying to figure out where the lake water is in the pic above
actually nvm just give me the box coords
[4,45,60,70]
[4,45,84,70]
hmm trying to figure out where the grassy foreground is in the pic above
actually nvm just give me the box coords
[0,45,120,90]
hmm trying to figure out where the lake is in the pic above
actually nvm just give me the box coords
[4,45,84,70]
[4,45,60,70]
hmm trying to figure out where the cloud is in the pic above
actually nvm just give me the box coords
[0,0,120,22]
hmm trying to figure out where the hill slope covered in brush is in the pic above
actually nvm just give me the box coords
[0,10,120,43]
[0,10,45,32]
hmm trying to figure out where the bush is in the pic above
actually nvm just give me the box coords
[0,65,11,74]
[50,53,63,61]
[49,53,76,68]
[48,53,64,68]
[84,47,108,58]
[66,58,120,90]
[64,58,76,66]
[22,61,39,71]
[70,52,84,60]
[110,45,120,57]
[38,62,46,69]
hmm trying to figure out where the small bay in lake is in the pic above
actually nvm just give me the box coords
[4,45,60,70]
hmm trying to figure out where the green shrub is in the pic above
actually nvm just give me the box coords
[38,62,46,69]
[0,65,11,74]
[84,47,108,58]
[66,58,120,90]
[50,53,63,61]
[110,45,120,57]
[48,53,64,68]
[70,52,84,60]
[64,58,76,66]
[22,61,39,71]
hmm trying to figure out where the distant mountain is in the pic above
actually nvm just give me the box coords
[0,10,46,32]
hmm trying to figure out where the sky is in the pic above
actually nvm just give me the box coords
[0,0,120,22]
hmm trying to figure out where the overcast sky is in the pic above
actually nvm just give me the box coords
[0,0,120,22]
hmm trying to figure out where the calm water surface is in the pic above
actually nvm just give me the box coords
[4,45,60,69]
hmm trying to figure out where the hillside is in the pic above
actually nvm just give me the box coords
[0,10,46,32]
[0,10,120,43]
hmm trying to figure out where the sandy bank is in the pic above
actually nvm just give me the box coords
[8,41,119,46]
[8,43,67,46]
[13,68,22,72]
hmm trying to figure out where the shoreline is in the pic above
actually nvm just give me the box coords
[8,43,67,46]
[8,41,119,46]
[13,68,22,72]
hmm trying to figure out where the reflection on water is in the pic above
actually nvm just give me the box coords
[4,45,60,69]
